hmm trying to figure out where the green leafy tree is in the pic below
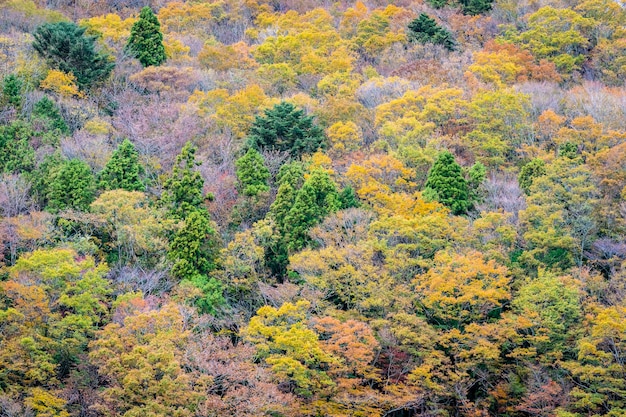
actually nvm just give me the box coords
[235,148,270,197]
[161,141,210,220]
[32,22,114,89]
[248,102,326,158]
[407,14,456,51]
[2,74,23,108]
[98,139,144,191]
[519,158,546,195]
[126,6,167,67]
[424,151,470,214]
[32,96,69,135]
[0,121,35,174]
[46,158,96,212]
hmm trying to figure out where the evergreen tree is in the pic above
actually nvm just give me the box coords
[46,158,96,212]
[126,6,167,67]
[169,210,218,281]
[519,158,546,195]
[407,14,456,51]
[235,148,270,197]
[424,151,470,215]
[32,96,69,135]
[248,102,326,158]
[2,74,23,108]
[265,162,305,276]
[458,0,494,15]
[32,22,114,89]
[0,121,35,174]
[161,142,210,220]
[28,152,64,208]
[99,139,144,192]
[283,169,341,252]
[467,161,486,204]
[339,185,360,209]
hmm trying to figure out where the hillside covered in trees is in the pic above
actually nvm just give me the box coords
[1,0,626,416]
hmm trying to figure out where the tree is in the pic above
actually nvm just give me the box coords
[423,151,470,215]
[169,210,218,281]
[2,74,23,108]
[32,22,114,89]
[126,6,167,67]
[283,169,341,252]
[32,96,69,136]
[458,0,494,15]
[98,139,145,192]
[247,102,326,158]
[0,121,35,174]
[46,159,95,213]
[519,158,546,195]
[407,14,455,51]
[235,148,270,197]
[161,141,210,220]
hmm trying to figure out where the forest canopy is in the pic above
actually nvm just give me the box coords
[1,0,626,416]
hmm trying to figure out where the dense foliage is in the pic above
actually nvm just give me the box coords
[1,0,626,416]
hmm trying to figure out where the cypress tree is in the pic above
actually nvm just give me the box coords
[99,139,144,192]
[46,158,96,212]
[283,169,341,252]
[2,74,23,108]
[32,22,114,89]
[407,14,456,51]
[161,142,210,220]
[458,0,494,15]
[424,151,470,215]
[126,6,167,67]
[0,121,35,174]
[32,96,69,135]
[169,210,218,281]
[235,148,270,197]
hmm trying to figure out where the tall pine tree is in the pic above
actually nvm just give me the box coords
[99,139,144,191]
[126,6,167,67]
[423,151,470,215]
[247,102,326,158]
[407,14,456,51]
[46,158,96,213]
[32,22,114,89]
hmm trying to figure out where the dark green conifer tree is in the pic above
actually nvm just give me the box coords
[0,121,35,174]
[407,14,456,51]
[46,158,96,212]
[32,96,69,135]
[99,139,144,191]
[283,169,341,252]
[2,74,23,108]
[339,185,360,209]
[32,22,114,89]
[126,6,167,67]
[458,0,494,15]
[423,151,470,215]
[248,102,326,158]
